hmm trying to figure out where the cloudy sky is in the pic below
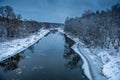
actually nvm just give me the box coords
[0,0,119,23]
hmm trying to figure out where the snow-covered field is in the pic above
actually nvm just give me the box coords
[66,34,120,80]
[0,29,50,62]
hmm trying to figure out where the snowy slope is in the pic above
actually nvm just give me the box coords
[0,29,50,62]
[65,33,120,80]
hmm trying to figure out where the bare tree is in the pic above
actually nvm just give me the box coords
[0,6,16,19]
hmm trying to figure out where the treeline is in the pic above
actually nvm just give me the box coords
[0,6,62,41]
[0,6,42,40]
[65,3,120,49]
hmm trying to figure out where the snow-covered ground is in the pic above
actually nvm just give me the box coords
[72,44,93,80]
[0,27,119,80]
[0,29,50,62]
[59,30,94,80]
[94,48,120,80]
[66,33,120,80]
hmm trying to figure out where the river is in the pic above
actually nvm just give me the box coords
[0,30,89,80]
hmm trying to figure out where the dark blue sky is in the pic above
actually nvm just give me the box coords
[0,0,119,23]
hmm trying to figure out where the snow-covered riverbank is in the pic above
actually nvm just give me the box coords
[65,33,120,80]
[0,29,50,62]
[58,26,120,80]
[58,29,93,80]
[0,27,119,80]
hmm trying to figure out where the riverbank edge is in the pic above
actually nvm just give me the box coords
[58,28,108,80]
[0,29,50,62]
[57,28,94,80]
[0,28,118,80]
[67,32,120,80]
[65,34,94,80]
[66,34,108,80]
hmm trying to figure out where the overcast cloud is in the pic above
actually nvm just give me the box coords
[0,0,119,23]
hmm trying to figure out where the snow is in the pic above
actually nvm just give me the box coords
[65,32,120,80]
[0,29,50,62]
[53,29,93,80]
[0,27,119,80]
[96,49,120,80]
[64,33,93,80]
[72,44,93,80]
[103,59,120,80]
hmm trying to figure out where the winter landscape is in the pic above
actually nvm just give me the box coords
[0,0,120,80]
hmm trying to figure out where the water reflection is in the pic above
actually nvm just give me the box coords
[64,35,83,70]
[50,29,58,34]
[64,50,81,70]
[0,31,88,80]
[28,45,35,54]
[63,35,88,80]
[0,52,24,72]
[44,29,57,37]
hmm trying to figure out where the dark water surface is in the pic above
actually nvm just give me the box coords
[0,31,88,80]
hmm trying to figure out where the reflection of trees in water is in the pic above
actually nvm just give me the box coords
[64,34,75,47]
[28,45,34,54]
[64,35,83,70]
[44,30,58,37]
[0,52,25,72]
[64,35,89,80]
[64,50,82,70]
[50,29,58,34]
[44,32,50,37]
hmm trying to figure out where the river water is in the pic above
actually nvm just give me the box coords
[0,30,88,80]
